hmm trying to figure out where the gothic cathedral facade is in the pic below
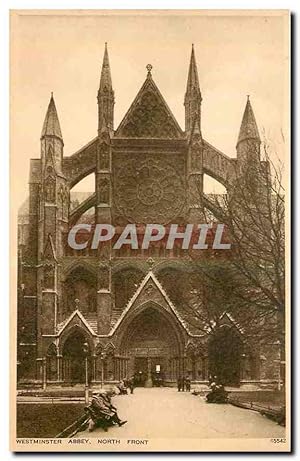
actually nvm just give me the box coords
[17,45,281,388]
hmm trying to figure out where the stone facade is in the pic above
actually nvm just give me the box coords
[17,44,281,388]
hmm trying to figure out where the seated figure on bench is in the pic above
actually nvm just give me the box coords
[85,390,127,432]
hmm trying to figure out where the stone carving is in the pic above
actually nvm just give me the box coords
[44,174,56,203]
[99,178,110,204]
[95,342,105,355]
[64,268,97,313]
[114,156,185,224]
[188,175,203,207]
[47,342,57,356]
[43,264,55,289]
[44,235,56,261]
[63,186,69,220]
[145,283,154,296]
[98,263,110,291]
[185,341,196,356]
[45,146,54,165]
[190,137,202,170]
[105,342,115,356]
[98,142,110,170]
[38,184,44,220]
[58,185,69,220]
[118,89,181,139]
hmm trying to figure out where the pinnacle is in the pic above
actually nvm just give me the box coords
[99,42,113,92]
[41,94,63,140]
[237,97,260,146]
[186,44,201,94]
[185,45,202,133]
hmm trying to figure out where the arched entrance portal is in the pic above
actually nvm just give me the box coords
[120,306,183,387]
[62,330,91,384]
[208,326,242,386]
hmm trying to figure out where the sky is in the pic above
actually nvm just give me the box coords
[11,10,289,209]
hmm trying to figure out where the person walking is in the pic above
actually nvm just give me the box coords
[128,376,135,394]
[177,376,184,392]
[185,375,191,392]
[177,376,181,391]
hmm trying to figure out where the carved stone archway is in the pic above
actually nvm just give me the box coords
[60,327,93,384]
[117,302,185,386]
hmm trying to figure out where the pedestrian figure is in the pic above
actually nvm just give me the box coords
[177,376,184,392]
[87,390,127,432]
[185,375,191,392]
[177,376,181,391]
[117,379,128,395]
[127,376,135,394]
[206,382,228,404]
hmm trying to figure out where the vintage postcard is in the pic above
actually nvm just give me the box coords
[10,9,290,452]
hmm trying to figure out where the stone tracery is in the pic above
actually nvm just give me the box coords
[113,156,186,224]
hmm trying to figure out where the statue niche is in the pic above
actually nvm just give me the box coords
[63,267,97,316]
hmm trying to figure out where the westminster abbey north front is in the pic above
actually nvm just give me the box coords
[17,45,282,389]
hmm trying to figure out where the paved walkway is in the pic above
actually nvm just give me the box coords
[76,387,285,439]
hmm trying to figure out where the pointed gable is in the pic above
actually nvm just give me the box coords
[115,73,183,139]
[44,234,57,261]
[219,312,245,335]
[57,309,97,336]
[44,144,58,176]
[111,272,191,335]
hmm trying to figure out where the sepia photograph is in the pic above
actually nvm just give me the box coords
[10,9,290,452]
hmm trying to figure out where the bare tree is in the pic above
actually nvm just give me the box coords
[199,139,285,346]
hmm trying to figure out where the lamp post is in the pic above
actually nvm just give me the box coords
[241,353,246,381]
[100,352,106,388]
[42,357,47,390]
[145,347,153,388]
[82,341,89,405]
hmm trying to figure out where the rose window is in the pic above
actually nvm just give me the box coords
[114,157,185,224]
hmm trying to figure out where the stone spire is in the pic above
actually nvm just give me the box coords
[237,96,260,147]
[41,93,63,141]
[99,42,112,92]
[184,44,202,134]
[236,97,261,163]
[98,43,114,132]
[186,44,200,94]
